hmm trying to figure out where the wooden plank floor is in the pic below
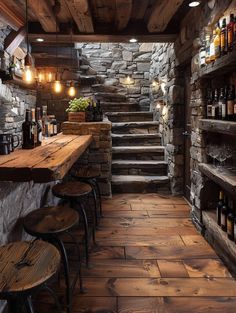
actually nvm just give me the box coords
[36,193,236,313]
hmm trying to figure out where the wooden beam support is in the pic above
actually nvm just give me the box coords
[147,0,184,33]
[28,0,58,33]
[0,2,24,30]
[115,0,132,31]
[131,0,149,20]
[65,0,94,33]
[4,27,26,56]
[29,32,177,43]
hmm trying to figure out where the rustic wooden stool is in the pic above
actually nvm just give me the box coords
[0,240,60,313]
[23,205,84,313]
[52,181,95,267]
[72,167,103,224]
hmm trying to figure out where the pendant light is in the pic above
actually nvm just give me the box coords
[68,24,77,97]
[53,5,62,93]
[23,0,34,83]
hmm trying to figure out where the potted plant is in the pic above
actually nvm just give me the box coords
[66,97,90,122]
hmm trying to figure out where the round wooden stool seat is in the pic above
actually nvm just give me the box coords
[73,167,100,180]
[23,206,79,236]
[52,181,92,199]
[0,240,60,297]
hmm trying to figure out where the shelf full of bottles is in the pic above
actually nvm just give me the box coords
[199,13,236,78]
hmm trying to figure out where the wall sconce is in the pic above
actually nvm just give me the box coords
[122,74,134,85]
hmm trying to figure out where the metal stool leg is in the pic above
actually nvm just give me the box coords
[91,187,98,226]
[94,180,102,217]
[24,296,35,313]
[53,236,71,313]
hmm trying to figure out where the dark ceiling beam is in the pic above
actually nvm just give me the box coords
[0,2,24,30]
[4,27,26,56]
[147,0,184,33]
[28,0,58,33]
[65,0,94,33]
[29,32,177,43]
[115,0,132,31]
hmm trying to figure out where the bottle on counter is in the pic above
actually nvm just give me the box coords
[227,199,234,240]
[221,195,228,231]
[22,109,37,149]
[227,13,234,52]
[42,105,50,137]
[221,18,227,55]
[36,107,42,146]
[49,115,58,136]
[31,108,38,147]
[217,190,224,226]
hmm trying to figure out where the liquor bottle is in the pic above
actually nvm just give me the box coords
[206,88,213,119]
[214,23,221,59]
[31,108,38,146]
[221,18,227,55]
[217,190,224,225]
[42,105,49,137]
[227,85,235,121]
[227,199,234,240]
[218,87,226,120]
[227,13,234,52]
[205,35,211,64]
[213,88,219,119]
[199,44,206,67]
[210,31,216,62]
[36,107,42,146]
[221,195,228,231]
[50,115,58,136]
[233,16,236,49]
[22,109,36,149]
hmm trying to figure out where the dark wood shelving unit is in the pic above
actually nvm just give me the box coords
[199,119,236,136]
[199,163,236,198]
[199,50,236,78]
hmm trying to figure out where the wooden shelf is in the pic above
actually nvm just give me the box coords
[0,134,93,183]
[199,163,236,197]
[199,119,236,136]
[203,210,236,273]
[199,50,236,78]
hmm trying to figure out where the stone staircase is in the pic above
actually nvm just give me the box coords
[105,110,170,194]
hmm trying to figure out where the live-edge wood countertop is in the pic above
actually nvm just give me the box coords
[0,134,93,182]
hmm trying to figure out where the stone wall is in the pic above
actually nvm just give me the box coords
[62,121,112,197]
[149,43,185,195]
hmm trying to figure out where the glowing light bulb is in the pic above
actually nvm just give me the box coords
[23,65,33,83]
[47,72,52,82]
[189,1,200,7]
[38,72,45,83]
[54,80,62,93]
[68,85,76,97]
[127,75,131,83]
[129,38,137,43]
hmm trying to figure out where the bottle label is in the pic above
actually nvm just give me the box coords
[222,103,226,118]
[53,125,57,135]
[211,105,215,118]
[207,105,212,118]
[227,100,234,115]
[228,29,233,47]
[221,213,226,226]
[38,131,42,143]
[227,219,233,236]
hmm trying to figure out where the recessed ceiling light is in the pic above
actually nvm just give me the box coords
[129,38,137,43]
[36,38,44,42]
[189,1,200,7]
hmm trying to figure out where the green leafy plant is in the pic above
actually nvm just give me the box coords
[66,97,91,112]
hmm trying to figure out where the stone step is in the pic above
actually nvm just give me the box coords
[106,111,153,122]
[112,121,159,134]
[95,92,127,102]
[112,146,165,160]
[112,133,161,146]
[112,175,170,193]
[101,102,137,113]
[112,160,168,176]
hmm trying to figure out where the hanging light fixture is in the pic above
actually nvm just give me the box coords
[53,2,62,93]
[67,24,77,97]
[23,0,34,83]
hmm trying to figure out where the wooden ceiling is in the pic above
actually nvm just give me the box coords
[0,0,193,43]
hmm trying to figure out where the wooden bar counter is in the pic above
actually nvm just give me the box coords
[0,134,93,183]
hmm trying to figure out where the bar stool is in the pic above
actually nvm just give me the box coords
[72,167,103,223]
[23,205,84,313]
[0,240,60,313]
[52,181,95,267]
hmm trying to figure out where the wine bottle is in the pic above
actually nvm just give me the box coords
[217,190,224,226]
[221,195,228,231]
[22,109,36,149]
[42,105,49,137]
[213,88,219,119]
[227,85,235,121]
[227,14,234,52]
[214,23,221,59]
[206,88,213,119]
[221,18,227,55]
[218,87,226,120]
[227,199,234,240]
[36,107,42,146]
